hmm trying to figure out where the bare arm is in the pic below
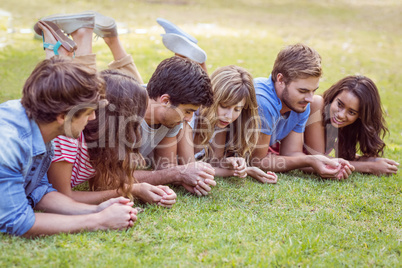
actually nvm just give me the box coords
[177,122,196,165]
[48,161,121,204]
[349,157,399,176]
[136,135,215,184]
[23,192,137,238]
[304,95,326,155]
[136,136,183,185]
[48,161,177,207]
[251,131,343,178]
[250,132,310,172]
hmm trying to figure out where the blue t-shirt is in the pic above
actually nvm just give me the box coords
[254,75,310,146]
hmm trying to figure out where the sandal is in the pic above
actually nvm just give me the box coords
[33,20,77,55]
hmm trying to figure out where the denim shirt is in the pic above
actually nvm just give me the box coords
[0,100,56,236]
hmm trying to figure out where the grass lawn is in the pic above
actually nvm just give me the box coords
[0,0,401,266]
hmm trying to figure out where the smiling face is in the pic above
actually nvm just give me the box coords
[329,90,360,128]
[216,98,246,129]
[279,75,320,114]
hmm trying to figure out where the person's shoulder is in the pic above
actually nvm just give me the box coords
[53,135,79,148]
[0,122,29,165]
[254,77,276,98]
[0,100,29,127]
[254,77,272,91]
[0,123,21,142]
[0,102,31,143]
[310,95,324,114]
[140,119,151,132]
[254,77,270,84]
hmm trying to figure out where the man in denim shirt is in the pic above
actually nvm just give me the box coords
[0,56,137,237]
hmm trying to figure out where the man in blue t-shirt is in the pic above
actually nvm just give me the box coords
[251,44,354,179]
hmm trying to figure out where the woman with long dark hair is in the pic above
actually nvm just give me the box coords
[304,75,399,176]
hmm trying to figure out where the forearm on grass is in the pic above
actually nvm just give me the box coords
[213,167,235,177]
[22,212,104,238]
[35,191,99,215]
[134,167,183,185]
[251,153,314,172]
[69,190,120,205]
[347,160,373,174]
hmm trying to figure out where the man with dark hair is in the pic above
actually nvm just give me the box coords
[134,56,217,196]
[0,55,137,237]
[251,43,354,179]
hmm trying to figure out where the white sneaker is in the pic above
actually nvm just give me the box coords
[93,11,117,38]
[41,12,95,35]
[162,33,206,63]
[157,18,198,44]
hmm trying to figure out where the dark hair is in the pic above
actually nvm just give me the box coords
[84,69,148,199]
[147,56,213,107]
[271,43,322,84]
[323,75,388,160]
[21,56,103,123]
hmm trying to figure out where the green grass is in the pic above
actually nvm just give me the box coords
[0,0,401,267]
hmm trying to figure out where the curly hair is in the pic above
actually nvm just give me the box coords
[84,70,148,199]
[21,56,103,123]
[147,56,213,107]
[197,65,260,162]
[322,75,388,160]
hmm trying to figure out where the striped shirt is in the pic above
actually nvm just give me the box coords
[52,133,95,188]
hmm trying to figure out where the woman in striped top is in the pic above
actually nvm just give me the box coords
[47,13,176,207]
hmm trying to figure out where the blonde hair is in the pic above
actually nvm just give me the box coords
[197,65,260,161]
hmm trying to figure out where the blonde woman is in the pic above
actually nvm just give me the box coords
[178,65,277,185]
[158,20,277,194]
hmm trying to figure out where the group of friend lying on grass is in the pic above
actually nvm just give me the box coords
[0,12,398,237]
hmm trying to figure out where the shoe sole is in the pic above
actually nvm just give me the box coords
[162,33,206,63]
[41,12,95,35]
[157,18,198,44]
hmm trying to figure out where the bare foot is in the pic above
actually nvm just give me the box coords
[38,23,73,58]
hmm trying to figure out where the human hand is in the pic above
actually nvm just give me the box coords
[180,177,217,197]
[155,185,177,207]
[98,203,138,230]
[192,178,217,196]
[371,158,399,176]
[246,166,278,184]
[96,196,134,212]
[179,162,215,186]
[309,155,343,179]
[224,157,247,178]
[329,158,355,180]
[133,183,177,208]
